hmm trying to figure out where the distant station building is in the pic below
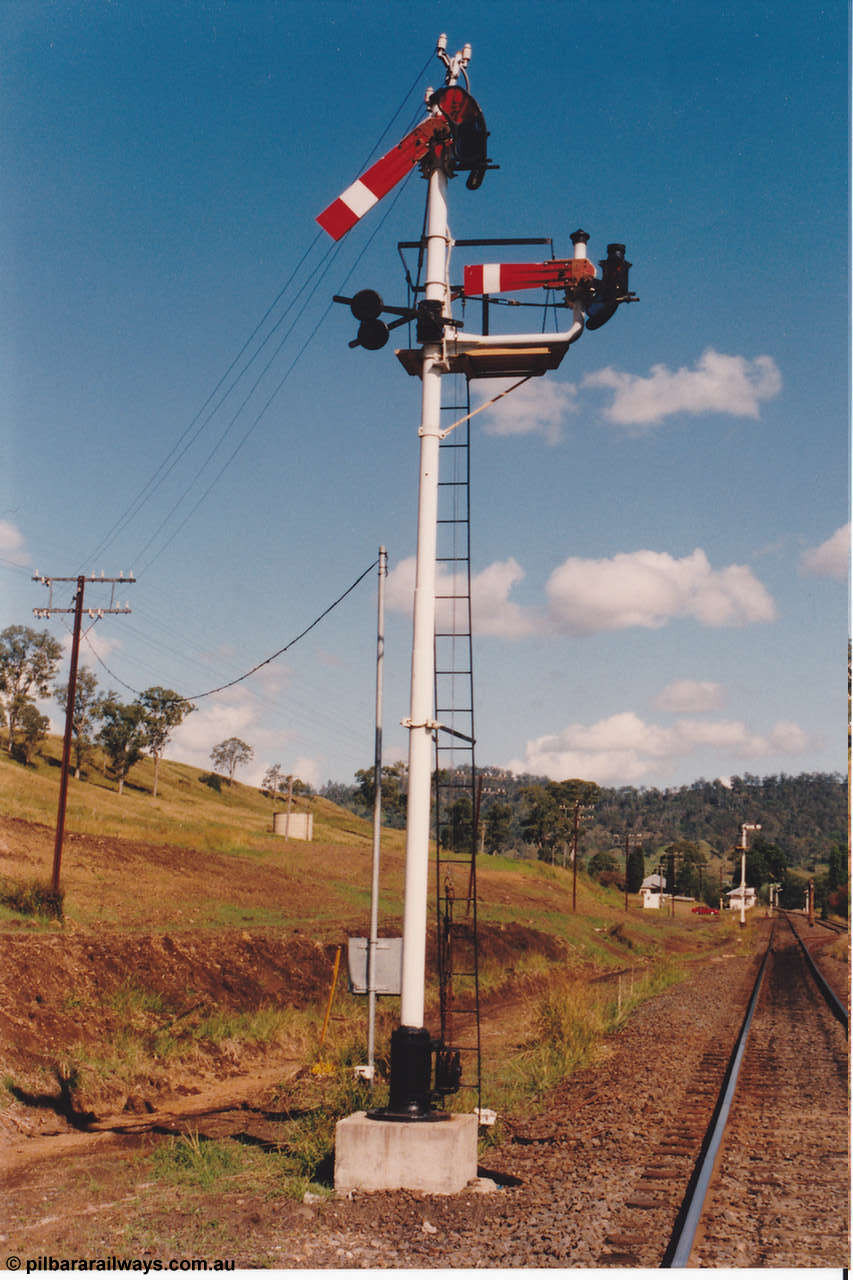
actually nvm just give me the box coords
[640,873,666,909]
[726,884,756,913]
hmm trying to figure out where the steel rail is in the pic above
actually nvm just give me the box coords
[781,910,849,1035]
[811,915,848,935]
[663,925,775,1268]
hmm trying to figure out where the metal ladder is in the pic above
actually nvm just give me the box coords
[433,371,481,1112]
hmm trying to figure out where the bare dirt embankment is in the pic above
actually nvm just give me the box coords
[0,812,574,1151]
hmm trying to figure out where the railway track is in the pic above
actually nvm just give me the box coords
[669,916,849,1267]
[599,917,849,1269]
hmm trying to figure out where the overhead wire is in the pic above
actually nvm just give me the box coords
[27,56,435,771]
[78,232,326,571]
[78,556,379,707]
[113,609,372,753]
[81,51,433,576]
[136,167,418,576]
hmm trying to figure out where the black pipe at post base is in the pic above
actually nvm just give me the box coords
[368,1026,449,1122]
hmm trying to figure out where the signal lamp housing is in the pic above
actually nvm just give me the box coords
[350,289,384,322]
[356,317,391,350]
[585,243,633,331]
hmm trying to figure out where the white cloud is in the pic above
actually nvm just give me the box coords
[386,555,538,638]
[800,524,849,581]
[0,519,29,566]
[476,378,579,445]
[546,548,776,634]
[72,626,122,666]
[508,711,810,786]
[169,690,297,786]
[655,679,724,713]
[290,756,322,790]
[582,348,782,427]
[388,548,775,641]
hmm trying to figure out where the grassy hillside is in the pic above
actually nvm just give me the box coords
[0,734,374,852]
[0,736,741,964]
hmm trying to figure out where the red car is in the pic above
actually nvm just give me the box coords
[691,905,719,916]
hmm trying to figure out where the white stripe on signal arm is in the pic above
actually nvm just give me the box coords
[340,179,379,219]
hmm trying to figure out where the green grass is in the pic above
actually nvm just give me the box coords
[0,874,64,920]
[479,954,685,1146]
[0,735,387,857]
[152,1129,244,1189]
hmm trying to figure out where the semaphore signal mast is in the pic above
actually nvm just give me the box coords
[319,33,637,1189]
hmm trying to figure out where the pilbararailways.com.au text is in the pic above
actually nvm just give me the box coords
[7,1258,235,1273]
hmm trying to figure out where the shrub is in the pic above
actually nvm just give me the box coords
[0,876,64,920]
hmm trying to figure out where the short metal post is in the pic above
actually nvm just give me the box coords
[366,547,387,1090]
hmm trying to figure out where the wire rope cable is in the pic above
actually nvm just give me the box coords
[78,231,326,571]
[134,161,418,576]
[78,557,378,706]
[79,53,433,575]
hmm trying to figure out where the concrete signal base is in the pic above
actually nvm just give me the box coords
[334,1111,478,1195]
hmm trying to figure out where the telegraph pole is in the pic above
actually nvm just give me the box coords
[570,802,593,912]
[623,831,652,912]
[33,572,134,893]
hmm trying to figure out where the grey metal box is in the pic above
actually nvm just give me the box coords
[347,937,403,995]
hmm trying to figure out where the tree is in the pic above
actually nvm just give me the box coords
[210,737,253,786]
[441,792,474,852]
[749,835,787,885]
[97,695,148,795]
[138,687,195,798]
[626,844,646,893]
[354,760,408,827]
[0,625,62,753]
[519,784,564,862]
[827,843,846,892]
[588,849,619,883]
[262,763,286,803]
[15,701,50,765]
[483,801,513,854]
[663,839,706,896]
[55,667,102,779]
[520,779,600,865]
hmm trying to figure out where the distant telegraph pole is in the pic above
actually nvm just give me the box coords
[33,572,134,893]
[623,831,652,912]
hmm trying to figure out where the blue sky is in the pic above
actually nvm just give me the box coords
[2,0,848,793]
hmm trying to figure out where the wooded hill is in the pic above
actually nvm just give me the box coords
[322,768,848,869]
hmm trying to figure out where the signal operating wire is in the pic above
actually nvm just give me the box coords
[135,162,418,576]
[78,557,378,707]
[85,616,370,756]
[82,56,433,577]
[131,233,341,571]
[79,233,326,572]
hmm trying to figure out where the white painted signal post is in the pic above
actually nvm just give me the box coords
[320,34,636,1184]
